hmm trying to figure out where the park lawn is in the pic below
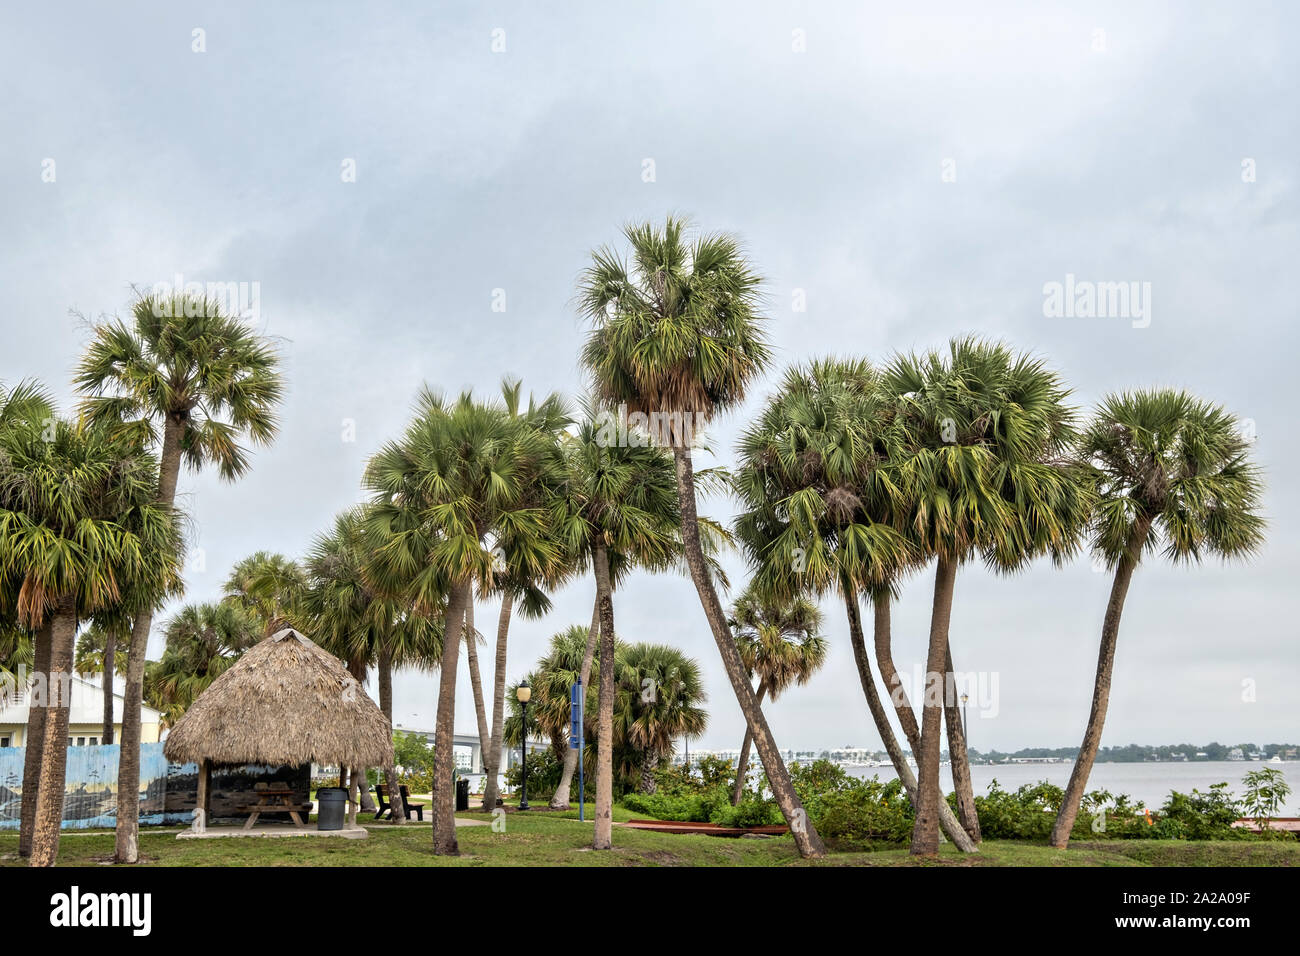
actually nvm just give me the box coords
[2,811,1297,867]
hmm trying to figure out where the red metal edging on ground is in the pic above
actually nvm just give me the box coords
[624,819,789,837]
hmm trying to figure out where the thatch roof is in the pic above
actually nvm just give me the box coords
[164,628,394,769]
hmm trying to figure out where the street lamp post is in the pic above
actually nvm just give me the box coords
[516,680,531,810]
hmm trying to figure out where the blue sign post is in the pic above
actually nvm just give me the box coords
[570,679,584,821]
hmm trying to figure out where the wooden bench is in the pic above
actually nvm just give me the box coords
[375,784,424,821]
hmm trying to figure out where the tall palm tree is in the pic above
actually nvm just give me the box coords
[544,405,683,844]
[0,415,182,866]
[75,291,282,863]
[1050,390,1265,847]
[578,216,825,858]
[143,602,261,726]
[0,378,55,859]
[74,613,131,742]
[617,642,708,793]
[728,585,825,803]
[223,551,306,637]
[880,338,1088,856]
[733,356,975,853]
[478,379,571,813]
[297,506,444,822]
[365,387,564,855]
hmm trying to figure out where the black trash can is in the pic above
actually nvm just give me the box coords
[317,787,347,830]
[455,778,470,811]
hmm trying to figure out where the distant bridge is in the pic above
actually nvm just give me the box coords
[393,725,548,774]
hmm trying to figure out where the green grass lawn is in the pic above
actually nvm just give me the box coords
[3,807,1296,867]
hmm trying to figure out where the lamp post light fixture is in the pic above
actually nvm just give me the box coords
[960,693,970,756]
[516,680,531,810]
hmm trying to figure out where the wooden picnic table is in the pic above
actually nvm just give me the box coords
[241,787,310,830]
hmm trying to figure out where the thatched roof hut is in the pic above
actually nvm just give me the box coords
[164,628,394,770]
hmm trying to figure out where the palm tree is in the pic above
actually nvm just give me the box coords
[0,415,182,866]
[727,585,825,803]
[578,216,825,858]
[223,551,306,637]
[75,291,282,863]
[365,387,564,855]
[478,379,571,813]
[880,338,1087,856]
[143,602,261,726]
[0,377,54,860]
[298,506,444,822]
[544,406,683,845]
[617,642,707,793]
[528,625,602,783]
[74,613,131,742]
[1049,390,1265,847]
[733,356,975,853]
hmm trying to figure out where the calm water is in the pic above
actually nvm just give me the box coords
[846,761,1300,814]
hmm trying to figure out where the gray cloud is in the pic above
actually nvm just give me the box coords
[1,0,1295,753]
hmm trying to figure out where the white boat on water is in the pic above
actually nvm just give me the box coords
[1269,756,1284,764]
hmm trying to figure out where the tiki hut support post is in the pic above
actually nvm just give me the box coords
[346,769,358,828]
[195,759,210,833]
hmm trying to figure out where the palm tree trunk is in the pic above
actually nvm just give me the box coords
[639,748,660,795]
[912,556,958,857]
[849,588,975,852]
[115,416,184,864]
[347,661,377,813]
[101,629,115,744]
[378,648,405,823]
[944,642,981,842]
[432,578,471,855]
[592,542,616,850]
[30,600,77,867]
[480,593,514,810]
[19,619,53,858]
[550,592,600,809]
[462,600,491,773]
[672,445,825,858]
[730,680,768,805]
[1050,518,1151,848]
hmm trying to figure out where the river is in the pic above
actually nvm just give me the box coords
[846,760,1300,814]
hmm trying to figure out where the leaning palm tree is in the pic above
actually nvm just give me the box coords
[733,356,975,853]
[617,642,708,793]
[0,415,182,866]
[1049,390,1265,847]
[75,291,282,863]
[880,339,1088,856]
[578,216,825,858]
[365,387,564,855]
[728,585,825,803]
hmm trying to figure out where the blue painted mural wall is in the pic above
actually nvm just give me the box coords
[0,743,194,829]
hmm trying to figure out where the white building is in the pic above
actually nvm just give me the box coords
[0,674,164,749]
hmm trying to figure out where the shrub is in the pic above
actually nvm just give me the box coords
[790,760,913,848]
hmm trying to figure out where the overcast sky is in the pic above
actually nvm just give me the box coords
[2,1,1295,753]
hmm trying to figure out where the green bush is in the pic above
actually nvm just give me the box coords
[504,748,564,801]
[787,760,913,848]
